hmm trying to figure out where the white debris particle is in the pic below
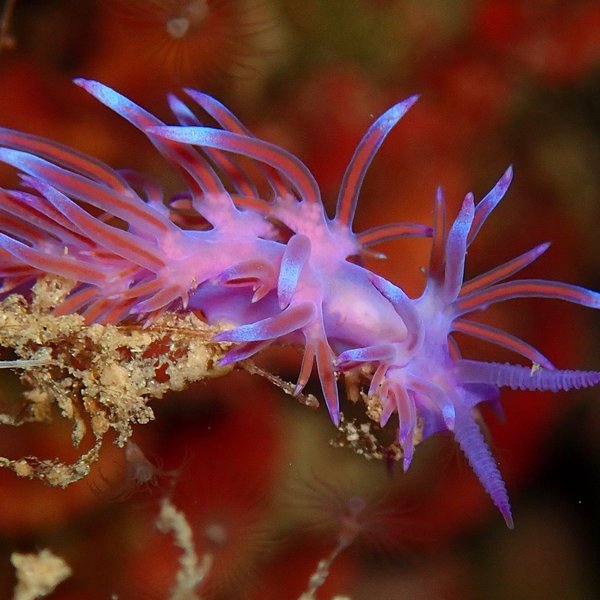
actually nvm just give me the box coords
[11,549,71,600]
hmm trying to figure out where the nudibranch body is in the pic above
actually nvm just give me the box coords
[2,80,599,528]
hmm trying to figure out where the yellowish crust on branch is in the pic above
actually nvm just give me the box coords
[0,276,232,487]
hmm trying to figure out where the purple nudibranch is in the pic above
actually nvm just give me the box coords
[2,79,600,528]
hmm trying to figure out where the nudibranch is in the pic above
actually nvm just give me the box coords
[1,80,599,527]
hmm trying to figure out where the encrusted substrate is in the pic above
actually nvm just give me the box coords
[0,276,232,487]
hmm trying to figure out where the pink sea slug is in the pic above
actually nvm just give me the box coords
[1,79,599,528]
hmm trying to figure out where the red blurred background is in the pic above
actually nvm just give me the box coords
[0,1,599,598]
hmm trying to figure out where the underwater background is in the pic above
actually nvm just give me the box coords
[0,1,599,598]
